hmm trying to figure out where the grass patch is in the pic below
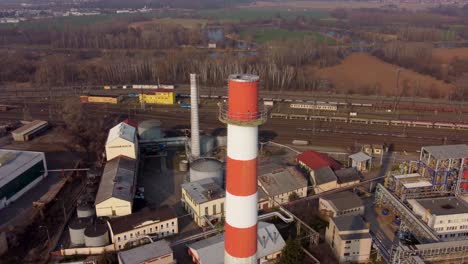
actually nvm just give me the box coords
[240,27,335,44]
[197,8,329,22]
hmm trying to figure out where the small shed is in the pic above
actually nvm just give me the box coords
[349,152,372,172]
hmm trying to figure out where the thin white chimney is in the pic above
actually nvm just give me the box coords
[190,73,200,159]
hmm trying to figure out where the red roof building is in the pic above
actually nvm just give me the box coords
[297,150,342,171]
[123,119,138,129]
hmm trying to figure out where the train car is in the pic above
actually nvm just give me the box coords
[289,114,308,120]
[309,116,328,121]
[349,118,369,124]
[434,122,456,129]
[455,123,468,130]
[362,103,373,107]
[290,103,338,111]
[87,96,121,104]
[370,119,390,125]
[180,104,191,109]
[412,121,433,128]
[0,105,9,111]
[80,96,89,103]
[329,117,348,123]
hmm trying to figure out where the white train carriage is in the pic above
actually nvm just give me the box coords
[270,113,288,119]
[412,121,433,128]
[370,119,390,125]
[329,117,348,123]
[290,103,338,111]
[391,120,412,126]
[289,114,308,120]
[349,118,369,124]
[309,116,328,121]
[456,123,468,130]
[434,122,456,129]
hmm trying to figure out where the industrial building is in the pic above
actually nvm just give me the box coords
[258,166,308,207]
[105,122,138,161]
[297,150,342,172]
[348,152,372,172]
[311,167,360,194]
[0,149,47,210]
[407,196,468,241]
[325,215,372,263]
[181,178,225,227]
[385,173,434,201]
[11,120,49,142]
[139,89,176,105]
[319,191,364,218]
[418,144,468,194]
[108,206,178,250]
[95,156,137,217]
[187,222,285,264]
[117,239,174,264]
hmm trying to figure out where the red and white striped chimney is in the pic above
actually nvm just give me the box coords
[220,74,266,264]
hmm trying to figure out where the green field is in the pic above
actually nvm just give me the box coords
[240,27,336,44]
[197,8,329,22]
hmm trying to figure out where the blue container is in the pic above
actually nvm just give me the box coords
[180,104,191,109]
[394,219,401,226]
[382,209,389,216]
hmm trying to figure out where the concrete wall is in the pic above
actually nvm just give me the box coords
[96,197,132,218]
[0,232,7,256]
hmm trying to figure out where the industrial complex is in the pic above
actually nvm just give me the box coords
[0,72,467,264]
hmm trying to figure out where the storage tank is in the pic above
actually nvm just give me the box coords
[138,120,164,141]
[190,158,223,184]
[84,221,109,247]
[179,160,189,172]
[77,204,95,218]
[68,218,90,246]
[200,135,215,155]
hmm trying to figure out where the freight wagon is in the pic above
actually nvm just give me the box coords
[80,95,122,104]
[0,105,9,111]
[290,103,338,111]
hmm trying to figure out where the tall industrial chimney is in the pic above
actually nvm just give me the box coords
[190,73,200,159]
[219,74,266,264]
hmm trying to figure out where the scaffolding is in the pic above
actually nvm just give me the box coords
[374,184,439,244]
[385,172,451,201]
[419,146,468,195]
[391,239,468,264]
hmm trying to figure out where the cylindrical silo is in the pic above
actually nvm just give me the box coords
[77,204,95,219]
[138,120,164,141]
[68,218,90,246]
[84,222,109,247]
[179,160,189,172]
[189,158,223,184]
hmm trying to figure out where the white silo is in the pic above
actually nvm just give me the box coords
[189,158,224,184]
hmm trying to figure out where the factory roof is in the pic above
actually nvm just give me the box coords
[409,197,468,216]
[182,178,225,204]
[118,240,172,264]
[335,167,361,184]
[393,173,421,179]
[349,152,372,162]
[422,144,468,159]
[109,206,177,234]
[11,120,48,136]
[95,156,136,204]
[321,191,364,211]
[297,150,341,171]
[122,119,138,129]
[188,222,285,264]
[340,233,371,241]
[313,166,337,185]
[258,188,269,201]
[259,167,307,197]
[333,215,368,231]
[0,149,45,187]
[106,122,136,145]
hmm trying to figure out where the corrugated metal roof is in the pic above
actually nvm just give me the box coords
[259,167,307,197]
[349,152,372,162]
[118,240,172,264]
[188,222,285,264]
[0,149,44,187]
[95,157,136,204]
[321,191,363,211]
[11,120,48,135]
[182,178,225,204]
[106,122,136,145]
[423,144,468,159]
[297,150,341,171]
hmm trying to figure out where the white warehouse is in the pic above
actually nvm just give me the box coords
[105,122,138,161]
[0,149,47,210]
